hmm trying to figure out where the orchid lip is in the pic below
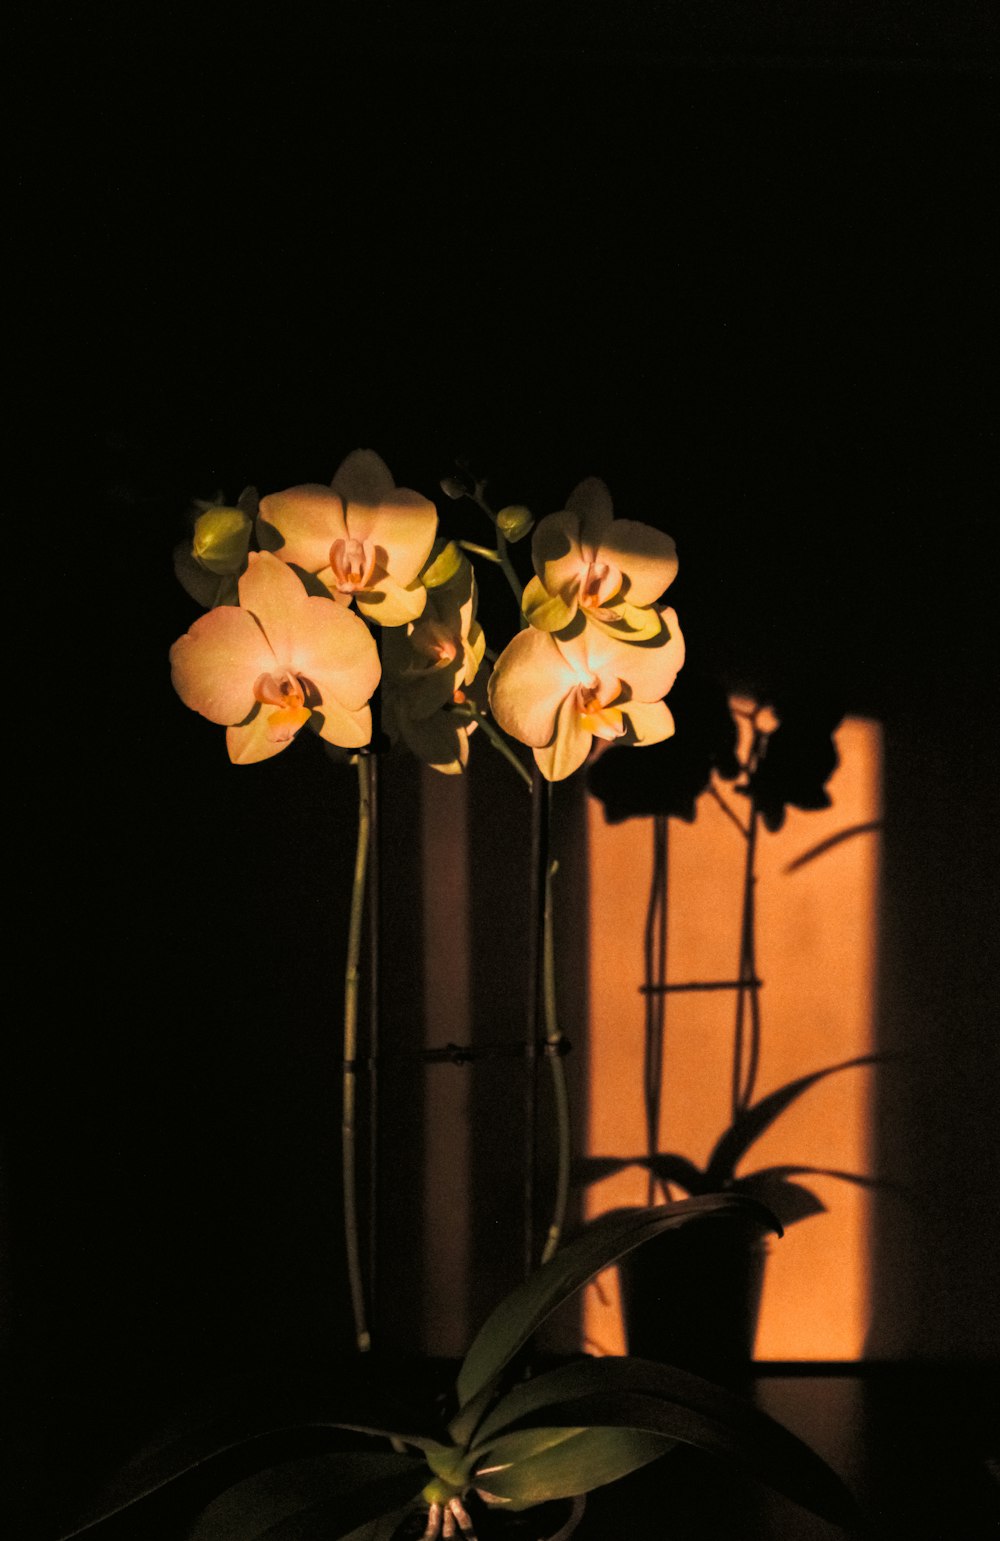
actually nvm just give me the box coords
[330,535,379,592]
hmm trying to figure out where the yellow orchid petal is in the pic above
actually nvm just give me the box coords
[531,510,587,603]
[586,601,665,643]
[398,709,470,774]
[257,485,348,571]
[600,519,678,606]
[564,477,615,551]
[624,698,676,746]
[488,628,579,748]
[330,447,396,505]
[226,705,302,765]
[356,575,429,627]
[534,693,595,782]
[170,604,273,725]
[312,699,373,749]
[522,575,579,633]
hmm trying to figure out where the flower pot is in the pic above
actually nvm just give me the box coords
[616,1211,770,1386]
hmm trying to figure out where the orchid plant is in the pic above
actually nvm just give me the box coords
[155,451,862,1539]
[169,448,685,1348]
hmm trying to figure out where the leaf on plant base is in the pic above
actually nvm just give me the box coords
[450,1194,777,1444]
[470,1426,673,1509]
[466,1359,858,1531]
[53,1377,441,1539]
[184,1452,427,1541]
[705,1054,888,1184]
[335,1502,423,1541]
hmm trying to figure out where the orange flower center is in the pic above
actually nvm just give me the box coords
[575,677,626,741]
[330,536,378,593]
[578,559,622,615]
[410,619,459,666]
[254,669,311,742]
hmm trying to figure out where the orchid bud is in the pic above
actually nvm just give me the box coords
[191,506,252,575]
[497,504,534,542]
[421,540,464,589]
[439,475,467,500]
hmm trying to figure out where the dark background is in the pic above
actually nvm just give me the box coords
[6,2,999,1533]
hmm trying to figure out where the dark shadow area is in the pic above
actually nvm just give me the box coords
[7,4,998,1535]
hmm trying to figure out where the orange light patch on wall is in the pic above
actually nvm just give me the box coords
[583,714,882,1360]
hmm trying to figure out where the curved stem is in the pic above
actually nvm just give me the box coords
[522,769,547,1278]
[449,702,532,787]
[343,754,372,1352]
[540,815,572,1264]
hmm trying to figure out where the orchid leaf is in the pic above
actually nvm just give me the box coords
[335,1504,422,1541]
[471,1426,672,1510]
[451,1195,776,1444]
[467,1358,857,1530]
[705,1054,885,1184]
[53,1378,440,1539]
[184,1452,427,1540]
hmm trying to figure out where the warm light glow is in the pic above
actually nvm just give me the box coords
[584,714,882,1359]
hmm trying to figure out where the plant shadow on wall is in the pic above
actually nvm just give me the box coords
[583,678,896,1376]
[32,452,864,1541]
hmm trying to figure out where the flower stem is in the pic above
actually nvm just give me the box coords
[450,702,532,787]
[466,485,523,607]
[540,834,572,1265]
[343,754,372,1352]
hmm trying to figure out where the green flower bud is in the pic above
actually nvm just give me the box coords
[422,539,464,589]
[191,506,252,575]
[440,475,467,500]
[497,504,534,543]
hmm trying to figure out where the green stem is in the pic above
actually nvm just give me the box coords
[540,831,572,1265]
[458,539,502,563]
[495,528,524,609]
[467,486,524,608]
[450,703,532,787]
[343,755,372,1353]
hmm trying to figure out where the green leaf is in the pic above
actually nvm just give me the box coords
[705,1054,887,1184]
[184,1452,427,1540]
[471,1425,672,1510]
[53,1376,441,1539]
[334,1503,421,1541]
[466,1357,858,1530]
[450,1195,776,1444]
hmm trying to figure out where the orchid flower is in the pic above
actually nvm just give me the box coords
[170,551,380,764]
[521,477,678,641]
[488,608,685,781]
[257,449,439,627]
[381,543,486,774]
